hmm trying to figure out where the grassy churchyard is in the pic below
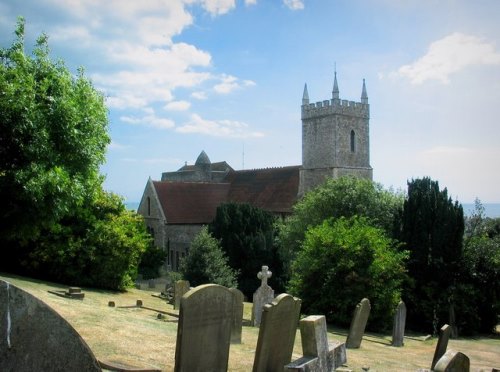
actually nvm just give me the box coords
[1,273,498,371]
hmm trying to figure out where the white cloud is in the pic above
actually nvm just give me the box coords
[283,0,304,10]
[245,0,257,5]
[164,100,191,111]
[213,74,256,94]
[191,91,208,100]
[121,113,175,130]
[198,0,236,15]
[108,141,129,150]
[398,33,500,84]
[176,114,265,138]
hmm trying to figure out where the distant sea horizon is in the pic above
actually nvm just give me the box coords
[124,201,500,218]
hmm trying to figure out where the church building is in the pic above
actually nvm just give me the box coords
[138,73,372,270]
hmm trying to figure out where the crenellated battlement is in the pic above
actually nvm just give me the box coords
[301,98,369,119]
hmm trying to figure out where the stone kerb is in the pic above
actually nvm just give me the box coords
[391,300,407,347]
[0,280,101,371]
[431,324,452,371]
[252,293,302,372]
[346,298,371,349]
[229,288,244,344]
[174,284,233,372]
[173,280,190,310]
[252,265,275,327]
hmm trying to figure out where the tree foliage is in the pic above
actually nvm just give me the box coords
[288,217,408,331]
[209,202,286,298]
[0,18,109,241]
[460,199,500,334]
[398,177,464,333]
[180,227,238,288]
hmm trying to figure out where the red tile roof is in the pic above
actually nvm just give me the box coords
[152,166,300,224]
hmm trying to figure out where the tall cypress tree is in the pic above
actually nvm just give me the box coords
[399,177,464,333]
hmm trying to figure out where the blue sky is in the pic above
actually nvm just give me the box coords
[1,0,499,203]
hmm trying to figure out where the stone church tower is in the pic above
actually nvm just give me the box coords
[299,72,373,195]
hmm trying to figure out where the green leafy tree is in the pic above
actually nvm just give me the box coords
[180,227,238,288]
[24,191,151,290]
[138,244,168,280]
[209,202,285,298]
[288,217,408,330]
[460,199,500,334]
[0,18,109,243]
[398,177,464,333]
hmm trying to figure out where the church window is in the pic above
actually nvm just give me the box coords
[147,197,151,216]
[350,130,356,153]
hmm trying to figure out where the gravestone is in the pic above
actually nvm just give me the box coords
[174,280,190,310]
[433,350,470,372]
[431,324,452,370]
[252,293,301,372]
[346,298,371,349]
[0,279,101,371]
[285,315,347,372]
[174,284,233,372]
[391,300,406,347]
[252,265,275,326]
[229,288,244,344]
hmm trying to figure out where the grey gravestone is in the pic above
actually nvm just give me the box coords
[174,284,233,372]
[0,279,101,371]
[391,300,406,347]
[229,288,244,344]
[252,293,301,372]
[285,315,347,372]
[252,265,275,326]
[433,350,470,372]
[431,324,452,370]
[174,280,190,310]
[346,298,371,349]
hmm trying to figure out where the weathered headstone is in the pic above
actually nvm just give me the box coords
[252,293,301,372]
[252,265,275,326]
[0,280,101,371]
[433,350,470,372]
[391,300,406,347]
[173,280,190,310]
[346,298,371,349]
[285,315,347,372]
[431,324,452,370]
[229,287,244,344]
[174,284,233,372]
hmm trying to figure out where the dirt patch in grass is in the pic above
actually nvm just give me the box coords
[2,273,499,371]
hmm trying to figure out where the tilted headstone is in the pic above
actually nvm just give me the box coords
[173,280,190,310]
[391,300,407,347]
[431,324,452,370]
[252,293,301,372]
[0,280,101,371]
[433,350,470,372]
[285,315,347,372]
[346,298,371,349]
[174,284,233,372]
[252,265,275,326]
[229,288,244,344]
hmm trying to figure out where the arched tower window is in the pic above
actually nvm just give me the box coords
[350,130,356,153]
[147,196,151,216]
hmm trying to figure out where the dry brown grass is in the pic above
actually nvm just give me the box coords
[2,273,499,371]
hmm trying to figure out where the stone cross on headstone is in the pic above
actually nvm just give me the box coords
[346,298,371,349]
[430,324,452,371]
[391,301,407,347]
[258,265,272,286]
[252,265,275,327]
[285,315,347,372]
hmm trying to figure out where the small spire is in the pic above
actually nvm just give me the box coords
[332,68,339,99]
[302,83,309,105]
[361,78,368,104]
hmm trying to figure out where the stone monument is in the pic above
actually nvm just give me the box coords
[346,298,371,349]
[391,300,406,347]
[252,265,274,327]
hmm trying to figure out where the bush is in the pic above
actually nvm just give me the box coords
[180,227,238,288]
[288,216,408,331]
[138,245,167,280]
